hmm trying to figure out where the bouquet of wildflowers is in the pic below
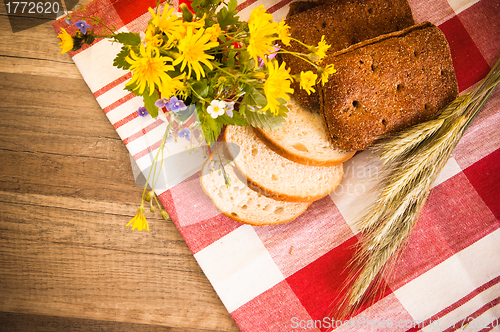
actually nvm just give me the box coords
[57,0,335,231]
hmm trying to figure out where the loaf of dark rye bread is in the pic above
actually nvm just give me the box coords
[281,0,415,110]
[319,22,459,151]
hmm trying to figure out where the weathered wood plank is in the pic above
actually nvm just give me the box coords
[0,191,238,331]
[0,2,240,331]
[0,311,210,332]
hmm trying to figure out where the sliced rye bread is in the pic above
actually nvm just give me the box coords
[319,22,459,151]
[254,98,356,166]
[224,125,343,202]
[281,0,415,110]
[200,144,310,225]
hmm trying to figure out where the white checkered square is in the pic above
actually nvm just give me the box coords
[194,225,285,312]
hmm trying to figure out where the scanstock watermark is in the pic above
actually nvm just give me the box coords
[290,316,499,330]
[3,0,79,32]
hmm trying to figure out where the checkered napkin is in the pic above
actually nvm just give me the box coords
[53,0,500,330]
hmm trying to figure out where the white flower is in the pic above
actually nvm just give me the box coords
[207,100,226,118]
[225,101,235,117]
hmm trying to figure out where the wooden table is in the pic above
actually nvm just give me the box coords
[0,3,239,331]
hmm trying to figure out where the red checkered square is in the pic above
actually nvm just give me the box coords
[158,179,242,254]
[458,0,500,66]
[286,236,392,331]
[463,148,500,219]
[255,196,354,278]
[174,214,242,254]
[439,15,491,91]
[231,281,317,332]
[387,172,499,290]
[112,0,158,25]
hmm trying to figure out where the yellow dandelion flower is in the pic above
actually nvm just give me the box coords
[247,5,279,67]
[159,73,186,98]
[320,64,336,86]
[126,44,174,96]
[178,14,206,38]
[206,23,222,43]
[57,28,74,54]
[144,25,163,48]
[173,27,219,80]
[126,206,149,231]
[148,6,183,41]
[277,19,291,46]
[262,61,294,115]
[248,5,274,28]
[300,71,317,95]
[313,35,331,61]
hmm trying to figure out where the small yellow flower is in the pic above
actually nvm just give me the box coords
[277,19,291,46]
[126,206,149,231]
[320,64,336,86]
[206,23,222,43]
[247,5,278,67]
[178,14,206,38]
[57,28,74,54]
[262,60,294,115]
[149,6,183,41]
[309,35,331,62]
[126,44,174,96]
[248,5,274,27]
[173,27,219,80]
[300,71,317,95]
[144,25,163,48]
[159,73,186,99]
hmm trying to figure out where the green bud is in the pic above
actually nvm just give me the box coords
[150,205,156,213]
[85,33,95,45]
[180,3,193,22]
[145,190,155,202]
[161,211,170,221]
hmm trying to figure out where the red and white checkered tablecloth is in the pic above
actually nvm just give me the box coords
[53,0,500,330]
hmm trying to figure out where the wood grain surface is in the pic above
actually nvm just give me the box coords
[0,3,240,331]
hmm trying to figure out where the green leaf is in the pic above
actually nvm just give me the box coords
[113,46,131,70]
[216,0,239,29]
[113,32,141,46]
[226,49,237,68]
[199,105,223,144]
[242,108,287,130]
[191,80,209,100]
[143,90,160,118]
[242,85,267,108]
[217,111,249,126]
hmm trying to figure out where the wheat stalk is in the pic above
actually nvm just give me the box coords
[340,58,500,316]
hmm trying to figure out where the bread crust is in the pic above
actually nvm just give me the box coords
[281,0,415,110]
[223,126,344,203]
[253,126,355,167]
[319,22,459,151]
[199,147,311,226]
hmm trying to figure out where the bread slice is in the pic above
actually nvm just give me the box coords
[254,98,355,166]
[319,22,459,151]
[224,125,343,202]
[281,0,415,110]
[200,144,310,225]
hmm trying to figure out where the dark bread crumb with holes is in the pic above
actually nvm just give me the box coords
[319,22,459,151]
[281,0,415,110]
